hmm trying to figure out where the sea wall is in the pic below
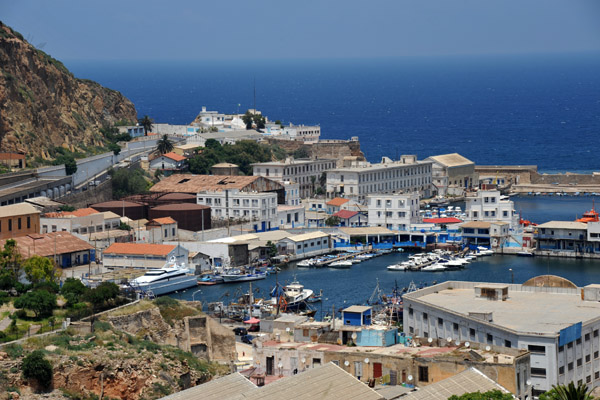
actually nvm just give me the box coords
[267,138,365,162]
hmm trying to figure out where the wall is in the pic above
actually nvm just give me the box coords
[266,138,365,162]
[57,180,113,209]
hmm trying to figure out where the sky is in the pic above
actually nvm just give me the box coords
[2,0,600,61]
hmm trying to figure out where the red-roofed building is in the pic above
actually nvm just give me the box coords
[149,152,188,175]
[326,197,351,215]
[102,242,188,269]
[423,217,463,225]
[136,217,179,244]
[0,232,94,267]
[333,210,366,227]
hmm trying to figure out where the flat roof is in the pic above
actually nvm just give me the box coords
[252,158,335,167]
[426,153,474,168]
[405,281,600,335]
[537,221,588,230]
[104,243,177,256]
[338,227,395,236]
[284,231,329,242]
[460,221,491,229]
[0,203,40,218]
[329,160,431,173]
[343,305,372,313]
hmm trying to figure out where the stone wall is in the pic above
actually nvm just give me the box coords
[57,179,113,208]
[185,314,236,362]
[531,171,600,185]
[267,138,365,162]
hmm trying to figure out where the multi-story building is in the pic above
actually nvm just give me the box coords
[464,190,519,232]
[197,190,278,232]
[461,220,511,249]
[326,156,432,203]
[536,221,590,254]
[367,193,420,231]
[0,203,41,239]
[252,157,336,198]
[282,124,321,142]
[403,279,600,397]
[41,208,121,235]
[277,205,305,229]
[282,181,301,206]
[426,153,477,196]
[137,217,178,244]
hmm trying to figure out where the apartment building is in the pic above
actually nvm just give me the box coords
[403,279,600,396]
[252,157,336,198]
[367,193,420,231]
[41,208,121,235]
[0,203,41,239]
[326,156,432,203]
[464,190,519,231]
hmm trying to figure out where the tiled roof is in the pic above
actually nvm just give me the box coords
[333,210,358,219]
[45,207,100,218]
[163,152,186,162]
[326,197,350,207]
[0,232,92,258]
[423,217,463,224]
[149,217,177,225]
[150,174,282,193]
[103,243,176,256]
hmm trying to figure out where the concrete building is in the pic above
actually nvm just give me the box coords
[465,190,520,232]
[41,208,121,235]
[278,231,331,257]
[367,193,420,231]
[283,181,300,206]
[536,221,589,254]
[0,231,94,267]
[326,155,432,202]
[194,106,226,127]
[102,242,189,269]
[461,220,511,249]
[326,197,350,215]
[252,157,336,198]
[0,203,41,239]
[333,210,366,227]
[426,153,477,196]
[403,278,600,396]
[282,124,321,143]
[277,205,305,229]
[149,152,187,174]
[0,151,26,169]
[304,198,327,213]
[137,217,178,244]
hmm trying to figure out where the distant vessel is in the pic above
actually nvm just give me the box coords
[576,205,599,223]
[130,257,197,296]
[221,269,267,283]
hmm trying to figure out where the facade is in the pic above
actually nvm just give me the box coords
[333,210,366,227]
[0,152,26,169]
[461,220,510,248]
[426,153,477,196]
[102,242,189,269]
[0,203,41,239]
[367,193,420,231]
[326,156,433,202]
[326,197,350,215]
[137,217,178,244]
[536,221,589,253]
[197,190,278,232]
[278,231,331,256]
[41,208,121,235]
[148,203,211,232]
[252,157,336,198]
[282,124,321,143]
[194,106,226,127]
[277,205,305,229]
[304,198,327,213]
[464,190,520,231]
[403,279,600,396]
[283,181,300,206]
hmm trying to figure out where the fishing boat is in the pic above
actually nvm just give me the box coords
[221,268,267,283]
[130,257,197,296]
[271,279,314,311]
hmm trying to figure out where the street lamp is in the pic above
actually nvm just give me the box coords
[192,289,202,302]
[509,268,514,284]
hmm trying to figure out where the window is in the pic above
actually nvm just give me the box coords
[559,345,564,353]
[568,342,573,349]
[409,327,414,334]
[577,338,582,345]
[595,351,599,359]
[559,366,565,375]
[438,317,443,326]
[8,219,12,231]
[595,330,599,338]
[528,345,546,354]
[423,313,428,321]
[531,368,546,377]
[27,216,30,229]
[568,362,573,371]
[585,333,591,341]
[586,354,591,363]
[172,228,175,236]
[504,340,511,348]
[596,371,600,380]
[17,218,21,229]
[453,323,459,332]
[470,328,475,339]
[577,358,582,367]
[418,366,429,382]
[409,307,413,316]
[587,375,592,384]
[486,334,493,344]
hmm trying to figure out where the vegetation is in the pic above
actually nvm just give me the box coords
[60,278,88,306]
[448,390,513,400]
[293,145,310,159]
[156,134,174,154]
[266,241,278,258]
[14,290,57,318]
[325,216,341,226]
[188,139,284,175]
[139,115,154,135]
[23,255,61,285]
[154,297,201,326]
[539,382,594,400]
[242,111,265,130]
[58,204,76,212]
[22,350,53,390]
[109,167,151,199]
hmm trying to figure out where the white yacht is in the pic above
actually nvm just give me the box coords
[130,258,197,296]
[387,264,408,271]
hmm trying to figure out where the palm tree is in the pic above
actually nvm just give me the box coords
[541,382,593,400]
[139,115,154,135]
[156,134,174,154]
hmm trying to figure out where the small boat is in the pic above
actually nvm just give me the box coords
[307,289,323,303]
[221,269,267,283]
[297,259,316,267]
[422,263,447,272]
[476,246,494,256]
[198,274,224,285]
[517,250,534,257]
[329,260,353,268]
[387,264,408,271]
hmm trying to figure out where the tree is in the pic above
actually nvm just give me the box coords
[14,290,57,318]
[60,278,89,305]
[266,241,278,258]
[293,145,310,159]
[448,390,513,400]
[241,112,266,130]
[539,382,593,400]
[156,134,174,154]
[0,239,23,280]
[109,167,149,199]
[139,115,154,135]
[310,175,317,194]
[108,143,121,155]
[325,216,341,226]
[22,350,53,390]
[85,281,120,310]
[23,256,60,285]
[64,155,77,175]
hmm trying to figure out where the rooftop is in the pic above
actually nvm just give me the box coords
[148,217,177,225]
[103,243,177,256]
[423,217,463,224]
[537,221,588,230]
[284,231,329,242]
[252,158,335,167]
[405,280,600,335]
[44,207,99,218]
[334,210,359,219]
[162,152,186,162]
[160,372,256,400]
[150,174,282,193]
[326,197,350,207]
[343,305,372,313]
[426,153,474,168]
[460,221,492,229]
[330,159,430,172]
[0,232,92,258]
[338,227,395,236]
[0,203,40,218]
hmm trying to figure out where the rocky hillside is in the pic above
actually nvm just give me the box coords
[0,22,137,159]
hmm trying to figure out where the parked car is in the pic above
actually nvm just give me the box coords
[241,334,254,345]
[233,327,248,336]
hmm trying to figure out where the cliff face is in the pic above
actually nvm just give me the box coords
[0,22,137,158]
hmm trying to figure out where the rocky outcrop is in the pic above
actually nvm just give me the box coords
[0,22,137,158]
[108,306,184,347]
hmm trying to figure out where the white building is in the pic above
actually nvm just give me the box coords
[464,190,519,231]
[283,181,301,206]
[426,153,477,197]
[197,189,278,233]
[367,193,420,231]
[194,106,226,127]
[278,231,331,257]
[282,124,321,143]
[403,279,600,397]
[149,152,187,173]
[102,243,189,269]
[326,155,432,203]
[252,157,336,198]
[277,205,305,229]
[41,208,121,235]
[136,217,178,244]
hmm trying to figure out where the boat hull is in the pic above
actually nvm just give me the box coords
[134,275,198,296]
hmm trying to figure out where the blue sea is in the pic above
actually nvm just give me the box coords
[67,53,600,173]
